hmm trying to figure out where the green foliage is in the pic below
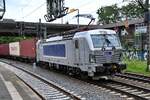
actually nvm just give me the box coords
[124,59,150,76]
[0,36,32,44]
[97,2,145,24]
[97,4,120,24]
[121,2,144,19]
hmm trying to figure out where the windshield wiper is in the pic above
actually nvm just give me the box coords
[101,36,115,50]
[106,38,116,50]
[101,36,107,51]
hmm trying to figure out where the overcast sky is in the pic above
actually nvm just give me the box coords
[4,0,126,24]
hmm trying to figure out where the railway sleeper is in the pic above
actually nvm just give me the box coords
[120,88,132,91]
[131,91,143,95]
[138,93,150,97]
[126,89,138,93]
[145,96,150,99]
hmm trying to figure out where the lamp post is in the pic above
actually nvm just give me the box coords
[77,9,79,29]
[68,8,79,29]
[143,0,150,71]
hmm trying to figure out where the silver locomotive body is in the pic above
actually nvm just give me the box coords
[36,29,126,78]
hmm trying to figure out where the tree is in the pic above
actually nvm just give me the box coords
[97,2,145,24]
[97,4,120,24]
[121,2,144,20]
[0,36,32,44]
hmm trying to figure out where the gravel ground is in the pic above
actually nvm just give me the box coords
[0,59,127,100]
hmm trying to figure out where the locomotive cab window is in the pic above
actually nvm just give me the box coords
[75,40,79,49]
[91,34,121,48]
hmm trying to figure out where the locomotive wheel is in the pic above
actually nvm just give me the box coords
[80,72,88,80]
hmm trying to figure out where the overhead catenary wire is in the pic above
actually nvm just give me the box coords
[87,0,129,16]
[67,0,126,17]
[21,0,129,23]
[65,0,94,9]
[63,0,99,23]
[75,0,126,10]
[0,0,4,8]
[23,0,33,9]
[64,0,129,24]
[75,0,97,9]
[22,2,46,18]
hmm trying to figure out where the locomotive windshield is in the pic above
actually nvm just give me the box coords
[91,34,121,48]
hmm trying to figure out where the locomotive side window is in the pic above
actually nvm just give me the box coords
[75,40,79,49]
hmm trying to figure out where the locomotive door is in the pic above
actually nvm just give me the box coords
[74,39,80,65]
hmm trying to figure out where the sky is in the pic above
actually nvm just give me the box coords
[3,0,126,24]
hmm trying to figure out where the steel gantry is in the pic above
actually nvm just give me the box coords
[44,0,68,22]
[0,0,5,19]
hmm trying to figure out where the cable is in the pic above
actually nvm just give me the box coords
[0,0,4,8]
[77,0,127,10]
[65,0,93,8]
[76,0,97,9]
[65,0,126,19]
[65,0,130,25]
[24,0,33,8]
[88,0,129,14]
[22,2,46,18]
[63,0,99,24]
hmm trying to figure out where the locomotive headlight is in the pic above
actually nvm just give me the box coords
[89,54,96,63]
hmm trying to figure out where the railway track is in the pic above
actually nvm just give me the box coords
[84,78,150,100]
[114,72,150,91]
[85,74,150,100]
[0,59,130,100]
[0,60,83,100]
[115,73,150,83]
[95,72,150,100]
[1,59,150,100]
[99,79,150,100]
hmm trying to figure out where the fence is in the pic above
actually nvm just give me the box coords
[123,50,147,61]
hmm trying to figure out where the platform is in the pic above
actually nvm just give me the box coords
[0,63,41,100]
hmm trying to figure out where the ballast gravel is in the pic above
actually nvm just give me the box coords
[0,59,127,100]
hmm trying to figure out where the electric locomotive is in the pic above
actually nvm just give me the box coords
[36,29,126,79]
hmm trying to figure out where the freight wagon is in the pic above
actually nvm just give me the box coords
[20,38,37,61]
[0,43,9,57]
[2,38,37,62]
[9,42,20,56]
